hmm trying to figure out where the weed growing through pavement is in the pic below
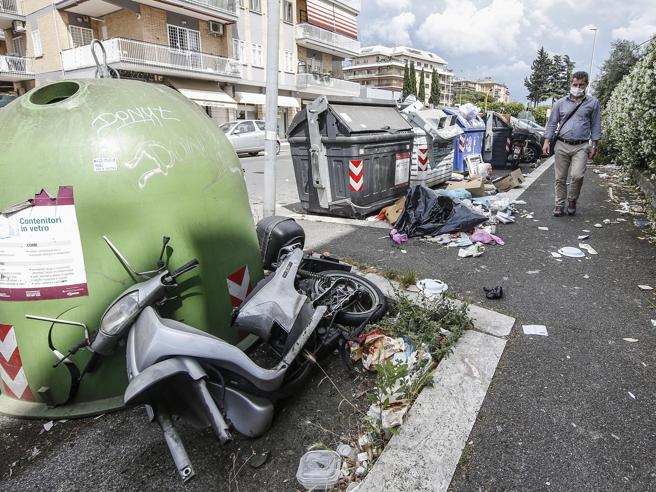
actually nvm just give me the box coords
[379,289,473,361]
[381,269,418,289]
[360,290,473,472]
[339,256,418,289]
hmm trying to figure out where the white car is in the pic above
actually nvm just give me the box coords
[220,120,281,156]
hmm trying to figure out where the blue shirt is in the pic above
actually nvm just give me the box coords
[545,94,602,141]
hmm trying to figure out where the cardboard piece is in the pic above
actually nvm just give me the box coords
[446,177,486,197]
[380,196,406,224]
[493,169,525,192]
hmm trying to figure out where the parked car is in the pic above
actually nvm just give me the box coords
[509,116,545,163]
[219,120,281,156]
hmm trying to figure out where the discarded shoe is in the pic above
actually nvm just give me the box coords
[484,286,504,299]
[553,205,564,217]
[567,199,577,215]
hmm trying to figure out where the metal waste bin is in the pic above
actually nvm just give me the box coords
[403,109,462,187]
[287,96,414,219]
[442,107,486,173]
[483,111,513,169]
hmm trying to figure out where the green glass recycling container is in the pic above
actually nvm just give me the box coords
[0,79,262,418]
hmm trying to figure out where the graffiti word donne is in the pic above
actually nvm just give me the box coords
[92,106,180,134]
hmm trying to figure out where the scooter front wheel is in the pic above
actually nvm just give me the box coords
[309,270,387,326]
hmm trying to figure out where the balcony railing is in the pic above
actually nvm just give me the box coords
[174,0,236,18]
[0,0,21,15]
[333,0,360,12]
[184,0,235,13]
[0,55,32,78]
[62,38,241,79]
[296,72,361,95]
[295,23,360,57]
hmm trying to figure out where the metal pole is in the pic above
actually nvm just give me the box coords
[588,27,598,79]
[263,0,280,217]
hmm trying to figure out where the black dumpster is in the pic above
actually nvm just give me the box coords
[287,96,415,219]
[483,112,513,169]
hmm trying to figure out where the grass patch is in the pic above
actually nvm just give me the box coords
[340,256,418,290]
[381,269,417,289]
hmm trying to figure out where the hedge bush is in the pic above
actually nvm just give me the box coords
[602,40,656,172]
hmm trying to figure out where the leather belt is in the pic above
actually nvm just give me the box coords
[557,137,588,145]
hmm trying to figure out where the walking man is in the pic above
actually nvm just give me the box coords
[543,71,601,216]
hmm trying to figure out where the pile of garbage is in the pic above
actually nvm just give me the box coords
[383,183,522,258]
[295,327,436,491]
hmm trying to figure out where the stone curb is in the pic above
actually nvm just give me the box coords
[631,168,656,210]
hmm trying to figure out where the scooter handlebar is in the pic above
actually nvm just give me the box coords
[169,259,199,280]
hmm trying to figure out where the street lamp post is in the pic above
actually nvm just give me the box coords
[588,27,598,80]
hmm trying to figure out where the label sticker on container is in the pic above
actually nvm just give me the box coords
[0,186,88,301]
[93,157,118,172]
[395,152,411,185]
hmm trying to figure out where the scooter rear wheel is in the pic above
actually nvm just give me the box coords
[309,270,387,326]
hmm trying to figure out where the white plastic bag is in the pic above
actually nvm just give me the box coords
[458,103,480,122]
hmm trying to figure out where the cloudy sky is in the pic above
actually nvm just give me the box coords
[358,0,655,103]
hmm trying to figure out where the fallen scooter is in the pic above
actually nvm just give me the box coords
[27,219,386,482]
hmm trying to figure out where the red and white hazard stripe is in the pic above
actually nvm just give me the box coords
[458,135,465,153]
[505,137,511,153]
[0,324,34,401]
[417,147,429,172]
[226,266,252,308]
[349,159,364,192]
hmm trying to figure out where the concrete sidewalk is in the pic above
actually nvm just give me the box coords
[297,164,656,491]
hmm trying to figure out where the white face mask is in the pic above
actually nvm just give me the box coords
[570,86,586,97]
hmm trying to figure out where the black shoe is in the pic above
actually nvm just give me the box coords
[553,205,564,217]
[567,199,577,215]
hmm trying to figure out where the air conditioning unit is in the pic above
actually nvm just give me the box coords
[12,20,26,34]
[208,21,224,36]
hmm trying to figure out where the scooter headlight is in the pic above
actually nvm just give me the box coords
[100,291,140,336]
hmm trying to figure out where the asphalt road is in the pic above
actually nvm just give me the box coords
[294,166,656,491]
[2,159,655,491]
[240,144,300,221]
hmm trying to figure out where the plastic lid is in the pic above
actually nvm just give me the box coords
[296,450,342,490]
[558,247,585,258]
[417,279,449,297]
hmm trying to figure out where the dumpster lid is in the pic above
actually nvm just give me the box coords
[330,103,412,134]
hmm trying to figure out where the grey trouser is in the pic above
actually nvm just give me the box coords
[554,140,589,206]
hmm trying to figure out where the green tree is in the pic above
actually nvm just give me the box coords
[595,39,642,107]
[418,68,426,102]
[487,101,526,116]
[453,89,487,105]
[429,68,441,106]
[563,55,575,88]
[524,46,552,107]
[549,54,567,101]
[531,105,550,126]
[409,61,417,96]
[402,60,411,99]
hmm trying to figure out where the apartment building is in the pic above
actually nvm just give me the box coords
[0,0,33,96]
[452,77,511,104]
[342,45,454,106]
[0,0,367,133]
